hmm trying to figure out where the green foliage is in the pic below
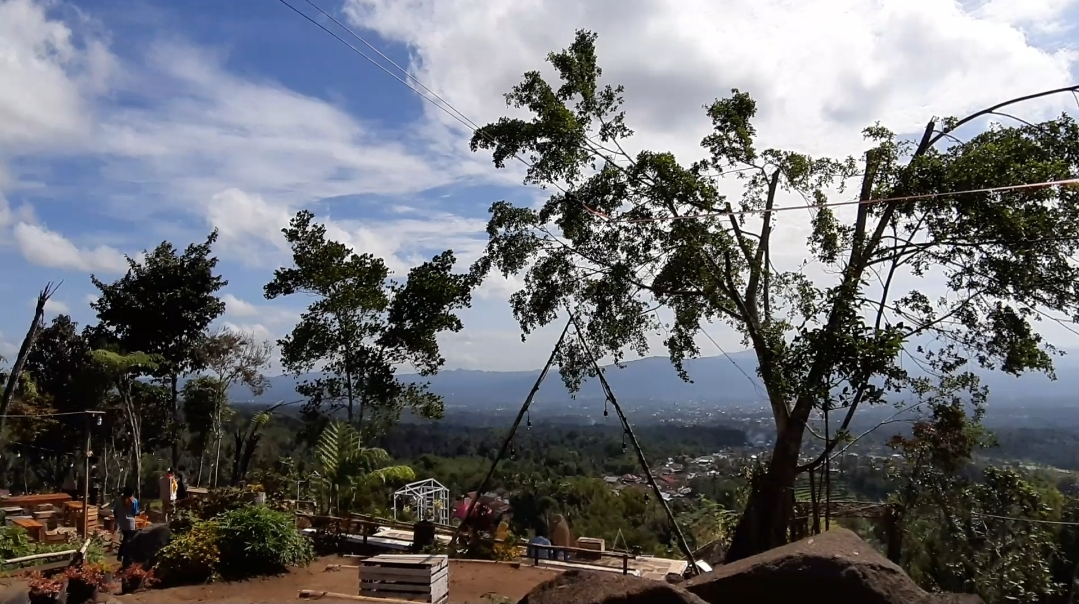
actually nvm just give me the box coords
[182,376,227,451]
[154,520,221,586]
[265,210,477,435]
[892,404,1063,603]
[315,421,414,515]
[91,230,227,463]
[213,505,315,577]
[467,29,1079,558]
[0,526,71,564]
[175,484,265,520]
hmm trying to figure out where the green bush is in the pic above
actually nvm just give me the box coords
[214,505,314,577]
[153,521,221,586]
[175,485,263,519]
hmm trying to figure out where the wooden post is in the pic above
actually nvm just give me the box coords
[82,412,91,539]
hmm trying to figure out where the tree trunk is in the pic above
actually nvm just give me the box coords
[345,369,355,424]
[170,374,180,468]
[726,418,806,561]
[0,286,53,454]
[195,452,204,488]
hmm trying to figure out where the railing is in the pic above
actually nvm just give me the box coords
[524,542,636,575]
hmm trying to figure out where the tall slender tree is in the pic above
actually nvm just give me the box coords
[467,30,1079,560]
[91,231,227,466]
[265,210,477,436]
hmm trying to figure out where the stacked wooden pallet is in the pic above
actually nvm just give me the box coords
[359,554,448,603]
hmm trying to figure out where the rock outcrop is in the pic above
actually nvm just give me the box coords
[518,569,707,604]
[683,528,982,604]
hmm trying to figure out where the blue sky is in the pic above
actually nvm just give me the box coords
[3,0,1079,373]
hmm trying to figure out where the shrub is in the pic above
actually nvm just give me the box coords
[63,561,112,603]
[153,521,220,586]
[117,564,158,594]
[175,485,263,519]
[27,570,63,600]
[214,505,314,577]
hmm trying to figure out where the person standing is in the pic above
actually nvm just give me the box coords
[175,465,188,502]
[112,487,139,568]
[158,468,176,523]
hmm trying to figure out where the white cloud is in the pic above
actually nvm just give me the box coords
[12,222,129,274]
[222,293,261,319]
[205,187,487,274]
[0,330,17,361]
[345,0,1076,167]
[0,0,113,152]
[42,297,69,315]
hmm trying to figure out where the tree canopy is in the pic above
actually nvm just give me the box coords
[91,231,227,466]
[265,210,478,435]
[468,29,1079,559]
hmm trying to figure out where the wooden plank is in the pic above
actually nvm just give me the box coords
[361,565,444,580]
[362,567,448,586]
[363,555,447,568]
[299,589,417,603]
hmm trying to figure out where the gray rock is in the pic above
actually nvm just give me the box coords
[123,524,171,567]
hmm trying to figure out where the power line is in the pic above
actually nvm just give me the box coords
[586,178,1079,224]
[298,0,482,132]
[277,1,1079,229]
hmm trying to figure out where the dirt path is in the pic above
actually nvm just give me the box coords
[115,557,561,604]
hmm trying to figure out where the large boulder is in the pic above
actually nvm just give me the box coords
[683,528,982,604]
[123,524,171,567]
[518,569,708,604]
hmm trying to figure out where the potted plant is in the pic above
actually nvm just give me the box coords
[27,571,64,604]
[63,561,111,604]
[118,563,158,594]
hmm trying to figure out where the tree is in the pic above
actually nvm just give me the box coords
[91,349,160,499]
[193,328,273,486]
[91,232,227,467]
[20,317,112,454]
[0,284,60,450]
[265,210,477,435]
[467,29,1079,560]
[181,376,228,485]
[314,421,414,515]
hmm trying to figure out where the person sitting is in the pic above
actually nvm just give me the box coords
[527,522,555,561]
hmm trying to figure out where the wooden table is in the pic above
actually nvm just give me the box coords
[11,518,45,542]
[0,493,71,509]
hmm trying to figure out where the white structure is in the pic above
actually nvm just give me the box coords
[393,478,450,526]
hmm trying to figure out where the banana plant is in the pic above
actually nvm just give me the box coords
[315,421,414,516]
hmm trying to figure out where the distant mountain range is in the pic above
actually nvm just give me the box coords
[231,350,1079,410]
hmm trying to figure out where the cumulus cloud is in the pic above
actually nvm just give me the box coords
[13,222,129,274]
[345,0,1077,166]
[42,297,69,315]
[0,0,113,152]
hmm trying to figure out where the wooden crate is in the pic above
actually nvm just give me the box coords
[359,554,449,603]
[576,537,605,560]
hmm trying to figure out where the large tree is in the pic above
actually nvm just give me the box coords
[91,231,227,466]
[265,210,477,435]
[190,327,273,486]
[467,30,1079,560]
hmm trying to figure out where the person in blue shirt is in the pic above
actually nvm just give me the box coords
[112,487,139,567]
[527,521,556,561]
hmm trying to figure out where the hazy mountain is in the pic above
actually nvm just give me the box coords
[231,350,1079,410]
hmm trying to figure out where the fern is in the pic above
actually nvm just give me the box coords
[315,422,414,514]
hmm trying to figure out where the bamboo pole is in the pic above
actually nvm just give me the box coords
[568,310,700,575]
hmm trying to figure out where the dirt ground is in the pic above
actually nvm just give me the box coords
[114,557,562,604]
